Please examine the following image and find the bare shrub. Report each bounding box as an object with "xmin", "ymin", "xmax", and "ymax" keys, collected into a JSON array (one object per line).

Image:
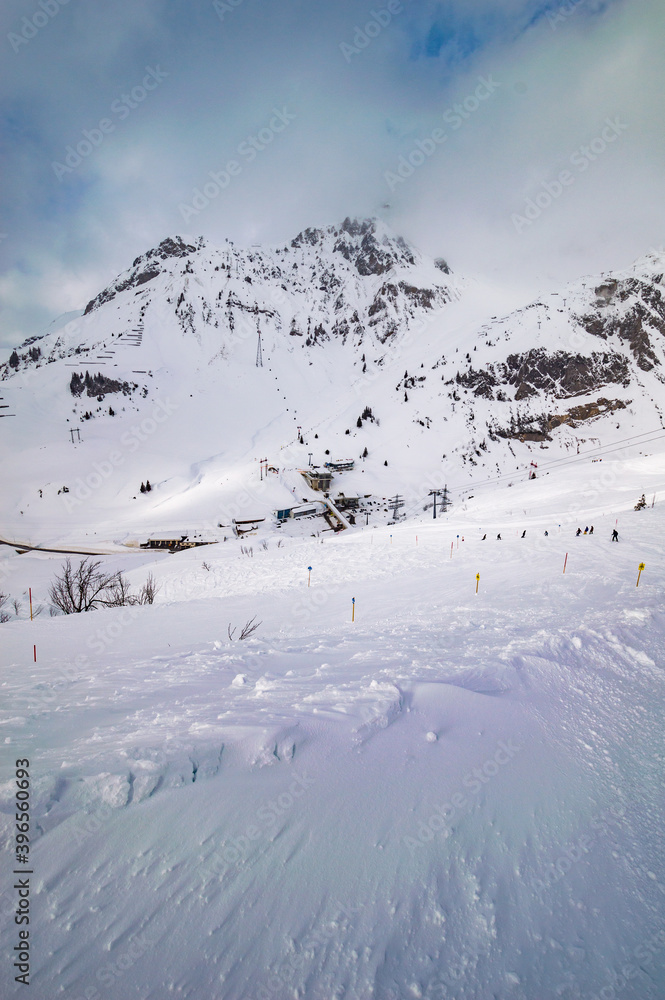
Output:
[
  {"xmin": 102, "ymin": 572, "xmax": 135, "ymax": 607},
  {"xmin": 136, "ymin": 573, "xmax": 158, "ymax": 605},
  {"xmin": 239, "ymin": 616, "xmax": 262, "ymax": 640},
  {"xmin": 49, "ymin": 558, "xmax": 118, "ymax": 614},
  {"xmin": 227, "ymin": 616, "xmax": 262, "ymax": 641}
]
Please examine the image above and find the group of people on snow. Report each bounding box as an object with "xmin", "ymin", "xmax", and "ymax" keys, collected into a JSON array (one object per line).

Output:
[{"xmin": 480, "ymin": 525, "xmax": 619, "ymax": 541}]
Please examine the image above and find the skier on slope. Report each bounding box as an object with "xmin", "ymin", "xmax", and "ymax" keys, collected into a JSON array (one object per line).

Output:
[
  {"xmin": 497, "ymin": 533, "xmax": 502, "ymax": 540},
  {"xmin": 521, "ymin": 530, "xmax": 526, "ymax": 538},
  {"xmin": 612, "ymin": 529, "xmax": 619, "ymax": 542},
  {"xmin": 576, "ymin": 528, "xmax": 582, "ymax": 536}
]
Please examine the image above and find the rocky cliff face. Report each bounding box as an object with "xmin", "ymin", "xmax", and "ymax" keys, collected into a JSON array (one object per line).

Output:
[{"xmin": 3, "ymin": 223, "xmax": 664, "ymax": 486}]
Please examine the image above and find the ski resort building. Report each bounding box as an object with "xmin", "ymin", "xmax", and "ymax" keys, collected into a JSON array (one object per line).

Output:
[
  {"xmin": 274, "ymin": 502, "xmax": 323, "ymax": 522},
  {"xmin": 334, "ymin": 493, "xmax": 361, "ymax": 510},
  {"xmin": 301, "ymin": 468, "xmax": 333, "ymax": 491},
  {"xmin": 325, "ymin": 459, "xmax": 355, "ymax": 472},
  {"xmin": 141, "ymin": 532, "xmax": 216, "ymax": 551}
]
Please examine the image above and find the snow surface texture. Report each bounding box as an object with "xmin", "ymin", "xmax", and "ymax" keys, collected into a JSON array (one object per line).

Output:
[{"xmin": 1, "ymin": 458, "xmax": 665, "ymax": 1000}]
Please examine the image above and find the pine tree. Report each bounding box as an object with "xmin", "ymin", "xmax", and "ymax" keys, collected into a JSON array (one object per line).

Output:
[
  {"xmin": 9, "ymin": 350, "xmax": 19, "ymax": 368},
  {"xmin": 140, "ymin": 483, "xmax": 146, "ymax": 493},
  {"xmin": 145, "ymin": 480, "xmax": 151, "ymax": 492}
]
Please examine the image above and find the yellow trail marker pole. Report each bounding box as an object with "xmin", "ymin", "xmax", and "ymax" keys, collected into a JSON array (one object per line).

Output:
[
  {"xmin": 475, "ymin": 573, "xmax": 480, "ymax": 594},
  {"xmin": 351, "ymin": 597, "xmax": 355, "ymax": 622},
  {"xmin": 636, "ymin": 562, "xmax": 645, "ymax": 588}
]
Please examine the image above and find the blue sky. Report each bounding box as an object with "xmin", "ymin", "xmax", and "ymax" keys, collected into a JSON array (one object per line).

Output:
[{"xmin": 0, "ymin": 0, "xmax": 663, "ymax": 347}]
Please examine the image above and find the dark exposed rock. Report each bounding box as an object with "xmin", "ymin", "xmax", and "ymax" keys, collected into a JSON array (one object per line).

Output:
[
  {"xmin": 494, "ymin": 397, "xmax": 628, "ymax": 442},
  {"xmin": 574, "ymin": 276, "xmax": 665, "ymax": 371},
  {"xmin": 502, "ymin": 349, "xmax": 630, "ymax": 399},
  {"xmin": 85, "ymin": 237, "xmax": 203, "ymax": 314},
  {"xmin": 458, "ymin": 349, "xmax": 629, "ymax": 401}
]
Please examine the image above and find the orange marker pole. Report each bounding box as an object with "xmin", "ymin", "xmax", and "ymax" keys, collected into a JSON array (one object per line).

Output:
[
  {"xmin": 351, "ymin": 597, "xmax": 355, "ymax": 622},
  {"xmin": 563, "ymin": 552, "xmax": 568, "ymax": 574}
]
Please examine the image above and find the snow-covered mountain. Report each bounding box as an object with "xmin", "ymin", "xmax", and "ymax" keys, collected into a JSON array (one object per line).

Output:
[{"xmin": 2, "ymin": 219, "xmax": 664, "ymax": 545}]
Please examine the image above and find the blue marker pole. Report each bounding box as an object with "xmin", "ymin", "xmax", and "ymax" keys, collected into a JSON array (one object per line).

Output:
[
  {"xmin": 352, "ymin": 597, "xmax": 355, "ymax": 622},
  {"xmin": 307, "ymin": 566, "xmax": 312, "ymax": 587}
]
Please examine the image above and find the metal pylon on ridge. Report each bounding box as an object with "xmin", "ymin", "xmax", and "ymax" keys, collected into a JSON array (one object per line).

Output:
[{"xmin": 256, "ymin": 330, "xmax": 263, "ymax": 367}]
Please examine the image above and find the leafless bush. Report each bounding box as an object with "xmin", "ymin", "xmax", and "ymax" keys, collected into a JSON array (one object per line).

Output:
[
  {"xmin": 239, "ymin": 616, "xmax": 262, "ymax": 639},
  {"xmin": 49, "ymin": 558, "xmax": 118, "ymax": 614},
  {"xmin": 48, "ymin": 559, "xmax": 158, "ymax": 613},
  {"xmin": 136, "ymin": 573, "xmax": 158, "ymax": 605},
  {"xmin": 260, "ymin": 540, "xmax": 268, "ymax": 551},
  {"xmin": 0, "ymin": 593, "xmax": 9, "ymax": 624},
  {"xmin": 102, "ymin": 572, "xmax": 135, "ymax": 607},
  {"xmin": 12, "ymin": 598, "xmax": 21, "ymax": 616},
  {"xmin": 227, "ymin": 616, "xmax": 262, "ymax": 641},
  {"xmin": 202, "ymin": 561, "xmax": 211, "ymax": 572}
]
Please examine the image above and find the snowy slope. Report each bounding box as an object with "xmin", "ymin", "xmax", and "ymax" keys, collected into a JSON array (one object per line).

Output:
[
  {"xmin": 1, "ymin": 456, "xmax": 664, "ymax": 999},
  {"xmin": 1, "ymin": 221, "xmax": 664, "ymax": 553}
]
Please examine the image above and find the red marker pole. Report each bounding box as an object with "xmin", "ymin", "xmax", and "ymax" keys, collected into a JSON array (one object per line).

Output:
[
  {"xmin": 450, "ymin": 542, "xmax": 453, "ymax": 559},
  {"xmin": 563, "ymin": 552, "xmax": 568, "ymax": 574},
  {"xmin": 33, "ymin": 645, "xmax": 36, "ymax": 663}
]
